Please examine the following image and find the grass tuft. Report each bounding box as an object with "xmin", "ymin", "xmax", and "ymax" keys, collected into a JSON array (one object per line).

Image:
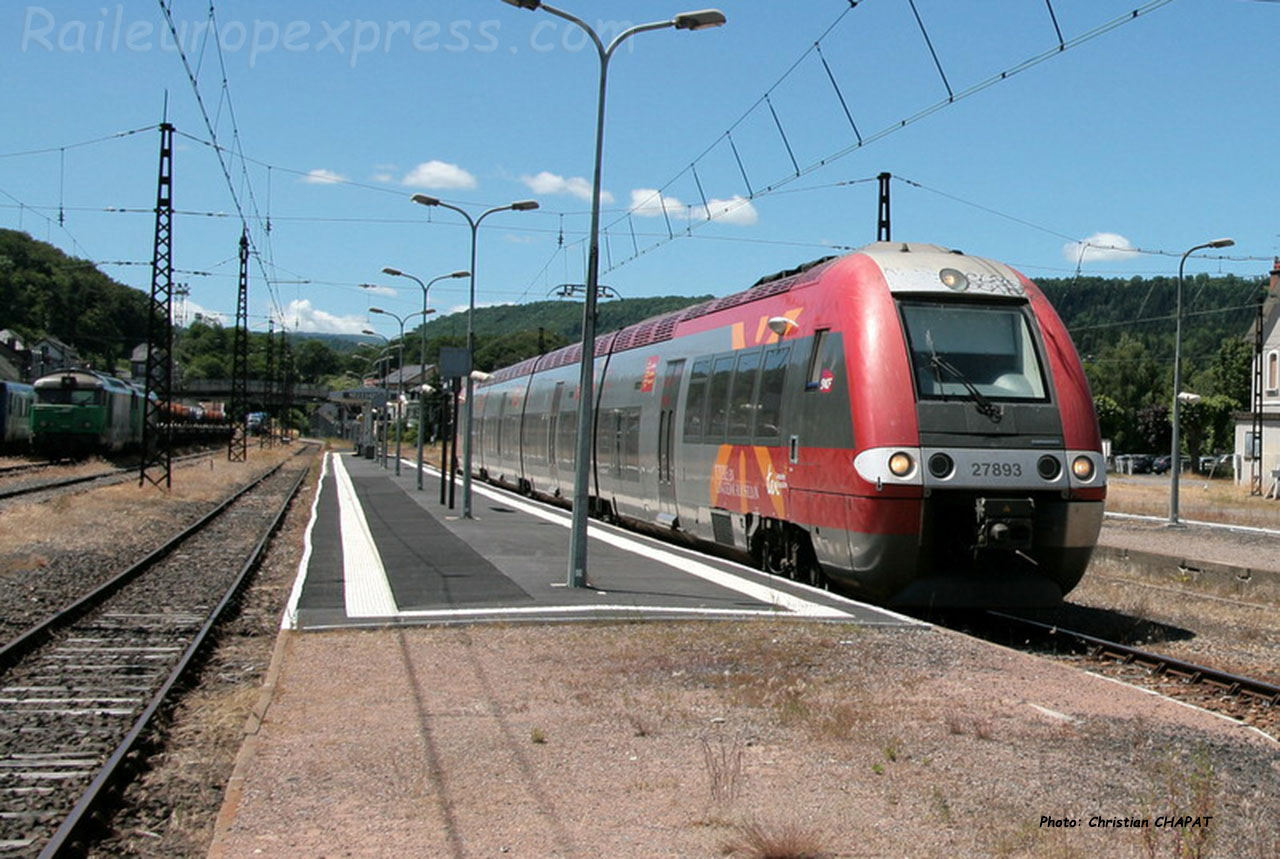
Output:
[{"xmin": 720, "ymin": 818, "xmax": 831, "ymax": 859}]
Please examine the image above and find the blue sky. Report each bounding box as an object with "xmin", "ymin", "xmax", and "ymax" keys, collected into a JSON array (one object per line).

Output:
[{"xmin": 2, "ymin": 0, "xmax": 1276, "ymax": 336}]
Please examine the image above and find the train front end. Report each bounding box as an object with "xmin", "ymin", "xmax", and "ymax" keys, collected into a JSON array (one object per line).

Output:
[
  {"xmin": 32, "ymin": 371, "xmax": 110, "ymax": 457},
  {"xmin": 843, "ymin": 243, "xmax": 1106, "ymax": 607}
]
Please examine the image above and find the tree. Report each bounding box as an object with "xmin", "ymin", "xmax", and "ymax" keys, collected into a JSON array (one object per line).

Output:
[
  {"xmin": 1193, "ymin": 335, "xmax": 1252, "ymax": 405},
  {"xmin": 1135, "ymin": 402, "xmax": 1170, "ymax": 453},
  {"xmin": 293, "ymin": 338, "xmax": 344, "ymax": 382},
  {"xmin": 1092, "ymin": 394, "xmax": 1127, "ymax": 448}
]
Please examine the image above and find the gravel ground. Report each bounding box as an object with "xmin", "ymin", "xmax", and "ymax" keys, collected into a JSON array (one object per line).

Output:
[
  {"xmin": 4, "ymin": 461, "xmax": 1278, "ymax": 857},
  {"xmin": 207, "ymin": 623, "xmax": 1277, "ymax": 858}
]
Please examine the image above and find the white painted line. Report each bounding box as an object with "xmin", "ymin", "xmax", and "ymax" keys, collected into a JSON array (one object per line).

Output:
[
  {"xmin": 332, "ymin": 453, "xmax": 398, "ymax": 618},
  {"xmin": 1105, "ymin": 510, "xmax": 1280, "ymax": 538},
  {"xmin": 466, "ymin": 479, "xmax": 851, "ymax": 619},
  {"xmin": 281, "ymin": 451, "xmax": 329, "ymax": 631},
  {"xmin": 397, "ymin": 605, "xmax": 794, "ymax": 620}
]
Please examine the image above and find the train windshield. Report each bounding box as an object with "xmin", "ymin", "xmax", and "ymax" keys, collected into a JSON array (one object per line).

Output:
[
  {"xmin": 900, "ymin": 302, "xmax": 1047, "ymax": 402},
  {"xmin": 35, "ymin": 389, "xmax": 103, "ymax": 406}
]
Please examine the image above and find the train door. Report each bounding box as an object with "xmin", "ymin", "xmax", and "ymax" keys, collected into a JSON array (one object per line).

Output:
[
  {"xmin": 657, "ymin": 359, "xmax": 684, "ymax": 525},
  {"xmin": 547, "ymin": 381, "xmax": 564, "ymax": 489}
]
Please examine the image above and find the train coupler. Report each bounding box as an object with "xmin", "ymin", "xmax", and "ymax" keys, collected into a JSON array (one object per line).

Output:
[{"xmin": 974, "ymin": 497, "xmax": 1035, "ymax": 550}]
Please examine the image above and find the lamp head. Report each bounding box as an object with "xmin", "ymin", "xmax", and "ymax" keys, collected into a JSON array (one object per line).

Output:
[
  {"xmin": 411, "ymin": 194, "xmax": 440, "ymax": 207},
  {"xmin": 766, "ymin": 316, "xmax": 797, "ymax": 337},
  {"xmin": 510, "ymin": 199, "xmax": 539, "ymax": 211},
  {"xmin": 369, "ymin": 307, "xmax": 386, "ymax": 315},
  {"xmin": 1208, "ymin": 238, "xmax": 1234, "ymax": 249},
  {"xmin": 501, "ymin": 0, "xmax": 541, "ymax": 8},
  {"xmin": 361, "ymin": 329, "xmax": 377, "ymax": 337},
  {"xmin": 451, "ymin": 270, "xmax": 470, "ymax": 278},
  {"xmin": 673, "ymin": 9, "xmax": 726, "ymax": 30}
]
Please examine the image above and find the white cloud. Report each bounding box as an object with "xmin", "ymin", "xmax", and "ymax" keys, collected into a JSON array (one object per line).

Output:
[
  {"xmin": 521, "ymin": 170, "xmax": 614, "ymax": 204},
  {"xmin": 629, "ymin": 189, "xmax": 758, "ymax": 226},
  {"xmin": 1063, "ymin": 232, "xmax": 1139, "ymax": 264},
  {"xmin": 441, "ymin": 302, "xmax": 509, "ymax": 316},
  {"xmin": 371, "ymin": 172, "xmax": 395, "ymax": 184},
  {"xmin": 361, "ymin": 284, "xmax": 397, "ymax": 297},
  {"xmin": 629, "ymin": 188, "xmax": 685, "ymax": 218},
  {"xmin": 277, "ymin": 299, "xmax": 369, "ymax": 334},
  {"xmin": 303, "ymin": 168, "xmax": 347, "ymax": 185},
  {"xmin": 403, "ymin": 160, "xmax": 477, "ymax": 190}
]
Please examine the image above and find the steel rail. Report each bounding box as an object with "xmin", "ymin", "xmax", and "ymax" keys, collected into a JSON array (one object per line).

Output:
[
  {"xmin": 37, "ymin": 459, "xmax": 311, "ymax": 858},
  {"xmin": 0, "ymin": 461, "xmax": 59, "ymax": 477},
  {"xmin": 0, "ymin": 450, "xmax": 218, "ymax": 502},
  {"xmin": 0, "ymin": 451, "xmax": 292, "ymax": 671},
  {"xmin": 986, "ymin": 610, "xmax": 1280, "ymax": 706}
]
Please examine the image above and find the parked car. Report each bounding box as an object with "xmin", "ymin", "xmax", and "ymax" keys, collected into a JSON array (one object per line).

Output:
[
  {"xmin": 1128, "ymin": 454, "xmax": 1155, "ymax": 474},
  {"xmin": 1152, "ymin": 454, "xmax": 1190, "ymax": 475}
]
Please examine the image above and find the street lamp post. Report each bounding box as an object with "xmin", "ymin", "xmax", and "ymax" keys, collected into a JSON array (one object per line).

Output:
[
  {"xmin": 362, "ymin": 343, "xmax": 395, "ymax": 467},
  {"xmin": 410, "ymin": 194, "xmax": 539, "ymax": 519},
  {"xmin": 367, "ymin": 308, "xmax": 420, "ymax": 476},
  {"xmin": 382, "ymin": 268, "xmax": 470, "ymax": 490},
  {"xmin": 502, "ymin": 0, "xmax": 726, "ymax": 587},
  {"xmin": 1169, "ymin": 237, "xmax": 1235, "ymax": 527}
]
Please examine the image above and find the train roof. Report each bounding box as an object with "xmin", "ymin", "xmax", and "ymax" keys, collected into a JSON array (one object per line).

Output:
[
  {"xmin": 480, "ymin": 242, "xmax": 1027, "ymax": 386},
  {"xmin": 484, "ymin": 255, "xmax": 843, "ymax": 385},
  {"xmin": 33, "ymin": 369, "xmax": 136, "ymax": 392}
]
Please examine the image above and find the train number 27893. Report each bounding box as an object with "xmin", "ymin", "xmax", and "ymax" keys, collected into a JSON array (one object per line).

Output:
[{"xmin": 972, "ymin": 461, "xmax": 1022, "ymax": 478}]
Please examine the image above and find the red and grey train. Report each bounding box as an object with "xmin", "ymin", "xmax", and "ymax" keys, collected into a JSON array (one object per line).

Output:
[{"xmin": 471, "ymin": 241, "xmax": 1106, "ymax": 607}]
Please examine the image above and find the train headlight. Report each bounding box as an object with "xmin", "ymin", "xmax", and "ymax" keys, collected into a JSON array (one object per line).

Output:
[
  {"xmin": 888, "ymin": 451, "xmax": 915, "ymax": 478},
  {"xmin": 939, "ymin": 268, "xmax": 969, "ymax": 292},
  {"xmin": 1071, "ymin": 456, "xmax": 1095, "ymax": 481},
  {"xmin": 927, "ymin": 453, "xmax": 954, "ymax": 479},
  {"xmin": 1037, "ymin": 455, "xmax": 1062, "ymax": 481}
]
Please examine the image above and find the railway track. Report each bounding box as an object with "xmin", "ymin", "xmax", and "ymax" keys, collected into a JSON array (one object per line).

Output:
[
  {"xmin": 0, "ymin": 451, "xmax": 217, "ymax": 504},
  {"xmin": 0, "ymin": 453, "xmax": 310, "ymax": 856},
  {"xmin": 982, "ymin": 610, "xmax": 1279, "ymax": 741},
  {"xmin": 0, "ymin": 462, "xmax": 60, "ymax": 479}
]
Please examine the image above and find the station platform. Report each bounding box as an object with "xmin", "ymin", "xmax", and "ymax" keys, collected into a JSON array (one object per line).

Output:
[{"xmin": 283, "ymin": 451, "xmax": 919, "ymax": 630}]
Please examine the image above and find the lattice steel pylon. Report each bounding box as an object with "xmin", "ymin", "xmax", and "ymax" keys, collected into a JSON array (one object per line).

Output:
[
  {"xmin": 262, "ymin": 319, "xmax": 276, "ymax": 447},
  {"xmin": 228, "ymin": 230, "xmax": 249, "ymax": 462},
  {"xmin": 140, "ymin": 121, "xmax": 175, "ymax": 489},
  {"xmin": 281, "ymin": 333, "xmax": 295, "ymax": 443}
]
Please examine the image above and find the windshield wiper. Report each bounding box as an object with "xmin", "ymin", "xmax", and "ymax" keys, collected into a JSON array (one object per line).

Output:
[{"xmin": 926, "ymin": 348, "xmax": 1004, "ymax": 423}]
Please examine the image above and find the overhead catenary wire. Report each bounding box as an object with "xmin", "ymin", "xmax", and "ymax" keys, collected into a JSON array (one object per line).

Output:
[
  {"xmin": 598, "ymin": 0, "xmax": 1178, "ymax": 275},
  {"xmin": 155, "ymin": 0, "xmax": 285, "ymax": 325}
]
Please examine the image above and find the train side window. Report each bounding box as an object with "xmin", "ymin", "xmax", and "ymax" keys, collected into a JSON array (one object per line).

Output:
[
  {"xmin": 727, "ymin": 349, "xmax": 762, "ymax": 439},
  {"xmin": 683, "ymin": 358, "xmax": 712, "ymax": 440},
  {"xmin": 706, "ymin": 356, "xmax": 736, "ymax": 441},
  {"xmin": 623, "ymin": 407, "xmax": 641, "ymax": 481},
  {"xmin": 755, "ymin": 345, "xmax": 790, "ymax": 440},
  {"xmin": 805, "ymin": 329, "xmax": 829, "ymax": 390}
]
